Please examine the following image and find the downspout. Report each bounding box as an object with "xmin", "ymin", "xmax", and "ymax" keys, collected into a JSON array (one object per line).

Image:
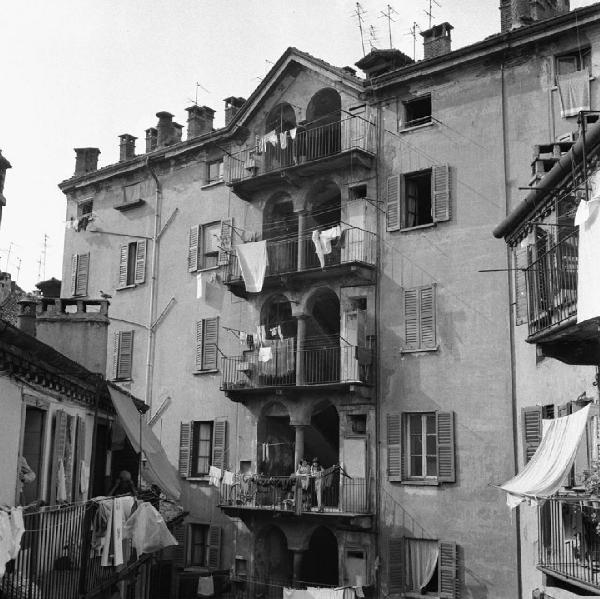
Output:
[
  {"xmin": 500, "ymin": 60, "xmax": 523, "ymax": 599},
  {"xmin": 144, "ymin": 157, "xmax": 162, "ymax": 414}
]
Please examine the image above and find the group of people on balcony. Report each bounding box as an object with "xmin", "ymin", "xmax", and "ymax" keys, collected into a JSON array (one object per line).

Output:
[{"xmin": 295, "ymin": 457, "xmax": 326, "ymax": 512}]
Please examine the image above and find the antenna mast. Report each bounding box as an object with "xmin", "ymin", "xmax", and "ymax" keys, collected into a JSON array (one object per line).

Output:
[
  {"xmin": 353, "ymin": 2, "xmax": 367, "ymax": 57},
  {"xmin": 378, "ymin": 4, "xmax": 398, "ymax": 48},
  {"xmin": 424, "ymin": 0, "xmax": 441, "ymax": 28}
]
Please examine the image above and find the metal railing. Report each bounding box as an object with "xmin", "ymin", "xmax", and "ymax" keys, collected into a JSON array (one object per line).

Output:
[
  {"xmin": 225, "ymin": 116, "xmax": 377, "ymax": 183},
  {"xmin": 219, "ymin": 475, "xmax": 370, "ymax": 515},
  {"xmin": 2, "ymin": 501, "xmax": 158, "ymax": 599},
  {"xmin": 538, "ymin": 496, "xmax": 600, "ymax": 589},
  {"xmin": 221, "ymin": 342, "xmax": 373, "ymax": 391},
  {"xmin": 225, "ymin": 227, "xmax": 376, "ymax": 283},
  {"xmin": 525, "ymin": 229, "xmax": 578, "ymax": 337}
]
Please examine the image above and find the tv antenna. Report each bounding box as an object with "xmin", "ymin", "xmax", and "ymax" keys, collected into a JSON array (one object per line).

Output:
[
  {"xmin": 424, "ymin": 0, "xmax": 441, "ymax": 28},
  {"xmin": 15, "ymin": 257, "xmax": 21, "ymax": 282},
  {"xmin": 379, "ymin": 4, "xmax": 398, "ymax": 48},
  {"xmin": 38, "ymin": 234, "xmax": 48, "ymax": 281},
  {"xmin": 368, "ymin": 25, "xmax": 379, "ymax": 50},
  {"xmin": 352, "ymin": 2, "xmax": 368, "ymax": 57},
  {"xmin": 408, "ymin": 22, "xmax": 421, "ymax": 60}
]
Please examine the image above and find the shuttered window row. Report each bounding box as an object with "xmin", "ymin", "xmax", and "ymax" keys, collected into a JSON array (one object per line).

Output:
[
  {"xmin": 196, "ymin": 317, "xmax": 219, "ymax": 371},
  {"xmin": 386, "ymin": 411, "xmax": 455, "ymax": 484},
  {"xmin": 188, "ymin": 219, "xmax": 233, "ymax": 273},
  {"xmin": 178, "ymin": 420, "xmax": 227, "ymax": 478},
  {"xmin": 112, "ymin": 330, "xmax": 134, "ymax": 380},
  {"xmin": 403, "ymin": 284, "xmax": 437, "ymax": 351},
  {"xmin": 70, "ymin": 253, "xmax": 90, "ymax": 297}
]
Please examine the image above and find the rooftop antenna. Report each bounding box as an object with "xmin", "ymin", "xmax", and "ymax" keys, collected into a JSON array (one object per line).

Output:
[
  {"xmin": 15, "ymin": 257, "xmax": 21, "ymax": 282},
  {"xmin": 190, "ymin": 82, "xmax": 211, "ymax": 107},
  {"xmin": 352, "ymin": 2, "xmax": 368, "ymax": 57},
  {"xmin": 408, "ymin": 22, "xmax": 421, "ymax": 60},
  {"xmin": 379, "ymin": 4, "xmax": 398, "ymax": 48},
  {"xmin": 6, "ymin": 241, "xmax": 13, "ymax": 271},
  {"xmin": 368, "ymin": 25, "xmax": 379, "ymax": 50},
  {"xmin": 38, "ymin": 234, "xmax": 48, "ymax": 281},
  {"xmin": 424, "ymin": 0, "xmax": 441, "ymax": 28}
]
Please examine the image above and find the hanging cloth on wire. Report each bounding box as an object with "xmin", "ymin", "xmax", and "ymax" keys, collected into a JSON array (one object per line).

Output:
[{"xmin": 237, "ymin": 241, "xmax": 268, "ymax": 292}]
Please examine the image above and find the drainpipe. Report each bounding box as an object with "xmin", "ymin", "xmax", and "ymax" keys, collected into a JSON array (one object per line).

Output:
[
  {"xmin": 501, "ymin": 60, "xmax": 523, "ymax": 599},
  {"xmin": 144, "ymin": 157, "xmax": 162, "ymax": 414}
]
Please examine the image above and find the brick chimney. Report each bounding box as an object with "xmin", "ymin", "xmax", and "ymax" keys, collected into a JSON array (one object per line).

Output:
[
  {"xmin": 156, "ymin": 111, "xmax": 176, "ymax": 147},
  {"xmin": 74, "ymin": 148, "xmax": 100, "ymax": 176},
  {"xmin": 421, "ymin": 22, "xmax": 453, "ymax": 60},
  {"xmin": 186, "ymin": 105, "xmax": 215, "ymax": 139},
  {"xmin": 224, "ymin": 97, "xmax": 245, "ymax": 127},
  {"xmin": 173, "ymin": 122, "xmax": 183, "ymax": 143},
  {"xmin": 145, "ymin": 127, "xmax": 158, "ymax": 152},
  {"xmin": 119, "ymin": 134, "xmax": 137, "ymax": 162},
  {"xmin": 500, "ymin": 0, "xmax": 569, "ymax": 32},
  {"xmin": 17, "ymin": 297, "xmax": 37, "ymax": 337}
]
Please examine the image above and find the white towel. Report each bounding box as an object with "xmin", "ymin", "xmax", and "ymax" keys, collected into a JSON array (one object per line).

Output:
[
  {"xmin": 237, "ymin": 241, "xmax": 268, "ymax": 292},
  {"xmin": 57, "ymin": 459, "xmax": 67, "ymax": 502},
  {"xmin": 209, "ymin": 466, "xmax": 222, "ymax": 487},
  {"xmin": 196, "ymin": 272, "xmax": 203, "ymax": 298},
  {"xmin": 290, "ymin": 128, "xmax": 297, "ymax": 140},
  {"xmin": 197, "ymin": 575, "xmax": 214, "ymax": 596},
  {"xmin": 319, "ymin": 225, "xmax": 342, "ymax": 254},
  {"xmin": 558, "ymin": 71, "xmax": 590, "ymax": 117},
  {"xmin": 259, "ymin": 346, "xmax": 272, "ymax": 362},
  {"xmin": 280, "ymin": 131, "xmax": 288, "ymax": 149}
]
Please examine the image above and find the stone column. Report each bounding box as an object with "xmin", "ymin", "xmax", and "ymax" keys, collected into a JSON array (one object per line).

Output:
[
  {"xmin": 297, "ymin": 210, "xmax": 307, "ymax": 272},
  {"xmin": 295, "ymin": 314, "xmax": 307, "ymax": 386},
  {"xmin": 293, "ymin": 424, "xmax": 306, "ymax": 467},
  {"xmin": 291, "ymin": 550, "xmax": 305, "ymax": 586}
]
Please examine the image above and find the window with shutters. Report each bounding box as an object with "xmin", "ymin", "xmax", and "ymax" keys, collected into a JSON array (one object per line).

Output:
[
  {"xmin": 188, "ymin": 220, "xmax": 232, "ymax": 272},
  {"xmin": 188, "ymin": 524, "xmax": 208, "ymax": 566},
  {"xmin": 403, "ymin": 95, "xmax": 432, "ymax": 128},
  {"xmin": 191, "ymin": 422, "xmax": 212, "ymax": 477},
  {"xmin": 70, "ymin": 253, "xmax": 90, "ymax": 297},
  {"xmin": 179, "ymin": 420, "xmax": 227, "ymax": 479},
  {"xmin": 117, "ymin": 240, "xmax": 146, "ymax": 288},
  {"xmin": 112, "ymin": 330, "xmax": 134, "ymax": 380},
  {"xmin": 195, "ymin": 317, "xmax": 219, "ymax": 372},
  {"xmin": 207, "ymin": 159, "xmax": 224, "ymax": 184},
  {"xmin": 402, "ymin": 284, "xmax": 437, "ymax": 352}
]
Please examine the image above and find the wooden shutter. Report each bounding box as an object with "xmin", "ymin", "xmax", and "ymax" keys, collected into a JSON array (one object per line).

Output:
[
  {"xmin": 212, "ymin": 420, "xmax": 227, "ymax": 470},
  {"xmin": 436, "ymin": 411, "xmax": 455, "ymax": 483},
  {"xmin": 514, "ymin": 247, "xmax": 528, "ymax": 326},
  {"xmin": 432, "ymin": 164, "xmax": 451, "ymax": 223},
  {"xmin": 115, "ymin": 330, "xmax": 134, "ymax": 380},
  {"xmin": 195, "ymin": 320, "xmax": 204, "ymax": 371},
  {"xmin": 49, "ymin": 410, "xmax": 68, "ymax": 505},
  {"xmin": 118, "ymin": 244, "xmax": 128, "ymax": 287},
  {"xmin": 74, "ymin": 416, "xmax": 86, "ymax": 501},
  {"xmin": 207, "ymin": 525, "xmax": 222, "ymax": 570},
  {"xmin": 134, "ymin": 240, "xmax": 146, "ymax": 284},
  {"xmin": 387, "ymin": 414, "xmax": 402, "ymax": 481},
  {"xmin": 386, "ymin": 174, "xmax": 401, "ymax": 232},
  {"xmin": 70, "ymin": 254, "xmax": 78, "ymax": 296},
  {"xmin": 403, "ymin": 288, "xmax": 419, "ymax": 350},
  {"xmin": 188, "ymin": 225, "xmax": 200, "ymax": 273},
  {"xmin": 172, "ymin": 522, "xmax": 187, "ymax": 567},
  {"xmin": 388, "ymin": 537, "xmax": 404, "ymax": 594},
  {"xmin": 420, "ymin": 284, "xmax": 437, "ymax": 349},
  {"xmin": 178, "ymin": 422, "xmax": 192, "ymax": 478},
  {"xmin": 202, "ymin": 317, "xmax": 219, "ymax": 371},
  {"xmin": 217, "ymin": 218, "xmax": 233, "ymax": 266},
  {"xmin": 75, "ymin": 252, "xmax": 89, "ymax": 296},
  {"xmin": 522, "ymin": 406, "xmax": 543, "ymax": 464},
  {"xmin": 438, "ymin": 541, "xmax": 457, "ymax": 599}
]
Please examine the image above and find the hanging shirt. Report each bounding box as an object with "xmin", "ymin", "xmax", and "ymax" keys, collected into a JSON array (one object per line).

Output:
[
  {"xmin": 290, "ymin": 128, "xmax": 297, "ymax": 140},
  {"xmin": 8, "ymin": 507, "xmax": 25, "ymax": 561},
  {"xmin": 319, "ymin": 225, "xmax": 342, "ymax": 255},
  {"xmin": 57, "ymin": 459, "xmax": 67, "ymax": 503},
  {"xmin": 239, "ymin": 331, "xmax": 247, "ymax": 345},
  {"xmin": 197, "ymin": 576, "xmax": 214, "ymax": 597},
  {"xmin": 209, "ymin": 466, "xmax": 222, "ymax": 487},
  {"xmin": 237, "ymin": 241, "xmax": 268, "ymax": 292},
  {"xmin": 222, "ymin": 470, "xmax": 234, "ymax": 486},
  {"xmin": 280, "ymin": 131, "xmax": 288, "ymax": 149},
  {"xmin": 312, "ymin": 230, "xmax": 325, "ymax": 268},
  {"xmin": 0, "ymin": 512, "xmax": 12, "ymax": 579},
  {"xmin": 80, "ymin": 461, "xmax": 90, "ymax": 496}
]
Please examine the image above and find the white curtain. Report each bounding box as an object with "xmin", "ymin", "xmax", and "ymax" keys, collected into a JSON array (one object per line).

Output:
[{"xmin": 406, "ymin": 538, "xmax": 439, "ymax": 592}]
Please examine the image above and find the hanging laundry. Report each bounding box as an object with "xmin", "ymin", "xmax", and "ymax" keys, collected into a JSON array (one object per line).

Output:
[
  {"xmin": 209, "ymin": 466, "xmax": 222, "ymax": 487},
  {"xmin": 239, "ymin": 331, "xmax": 247, "ymax": 345},
  {"xmin": 312, "ymin": 230, "xmax": 325, "ymax": 268},
  {"xmin": 557, "ymin": 71, "xmax": 590, "ymax": 117},
  {"xmin": 196, "ymin": 272, "xmax": 203, "ymax": 299},
  {"xmin": 276, "ymin": 325, "xmax": 284, "ymax": 340},
  {"xmin": 8, "ymin": 507, "xmax": 25, "ymax": 561},
  {"xmin": 112, "ymin": 497, "xmax": 124, "ymax": 566},
  {"xmin": 80, "ymin": 461, "xmax": 90, "ymax": 496},
  {"xmin": 122, "ymin": 502, "xmax": 177, "ymax": 555},
  {"xmin": 265, "ymin": 129, "xmax": 279, "ymax": 147},
  {"xmin": 256, "ymin": 324, "xmax": 266, "ymax": 346},
  {"xmin": 57, "ymin": 458, "xmax": 67, "ymax": 503},
  {"xmin": 576, "ymin": 185, "xmax": 600, "ymax": 323},
  {"xmin": 100, "ymin": 498, "xmax": 114, "ymax": 566},
  {"xmin": 259, "ymin": 346, "xmax": 272, "ymax": 362},
  {"xmin": 0, "ymin": 511, "xmax": 12, "ymax": 579},
  {"xmin": 246, "ymin": 333, "xmax": 255, "ymax": 350},
  {"xmin": 197, "ymin": 575, "xmax": 215, "ymax": 597},
  {"xmin": 280, "ymin": 131, "xmax": 288, "ymax": 149},
  {"xmin": 283, "ymin": 588, "xmax": 311, "ymax": 599},
  {"xmin": 355, "ymin": 586, "xmax": 365, "ymax": 598},
  {"xmin": 237, "ymin": 241, "xmax": 268, "ymax": 292},
  {"xmin": 319, "ymin": 225, "xmax": 342, "ymax": 255},
  {"xmin": 222, "ymin": 470, "xmax": 234, "ymax": 486},
  {"xmin": 269, "ymin": 326, "xmax": 279, "ymax": 337},
  {"xmin": 290, "ymin": 127, "xmax": 297, "ymax": 140}
]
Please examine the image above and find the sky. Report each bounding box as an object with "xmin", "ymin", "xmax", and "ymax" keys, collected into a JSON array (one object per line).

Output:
[{"xmin": 1, "ymin": 0, "xmax": 597, "ymax": 292}]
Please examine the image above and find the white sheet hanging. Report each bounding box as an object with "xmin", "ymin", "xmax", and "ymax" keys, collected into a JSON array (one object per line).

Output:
[
  {"xmin": 237, "ymin": 241, "xmax": 268, "ymax": 292},
  {"xmin": 558, "ymin": 71, "xmax": 590, "ymax": 118}
]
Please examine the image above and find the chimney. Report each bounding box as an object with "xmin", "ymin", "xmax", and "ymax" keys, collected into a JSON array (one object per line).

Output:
[
  {"xmin": 156, "ymin": 111, "xmax": 176, "ymax": 147},
  {"xmin": 223, "ymin": 97, "xmax": 245, "ymax": 127},
  {"xmin": 500, "ymin": 0, "xmax": 569, "ymax": 32},
  {"xmin": 119, "ymin": 134, "xmax": 137, "ymax": 162},
  {"xmin": 342, "ymin": 66, "xmax": 357, "ymax": 76},
  {"xmin": 186, "ymin": 105, "xmax": 216, "ymax": 139},
  {"xmin": 145, "ymin": 127, "xmax": 158, "ymax": 152},
  {"xmin": 355, "ymin": 49, "xmax": 414, "ymax": 78},
  {"xmin": 35, "ymin": 277, "xmax": 62, "ymax": 299},
  {"xmin": 74, "ymin": 148, "xmax": 100, "ymax": 176},
  {"xmin": 173, "ymin": 122, "xmax": 183, "ymax": 143},
  {"xmin": 421, "ymin": 22, "xmax": 453, "ymax": 60},
  {"xmin": 35, "ymin": 298, "xmax": 110, "ymax": 374},
  {"xmin": 17, "ymin": 297, "xmax": 37, "ymax": 337}
]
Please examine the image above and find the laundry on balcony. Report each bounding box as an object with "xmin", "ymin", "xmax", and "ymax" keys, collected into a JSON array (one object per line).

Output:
[
  {"xmin": 499, "ymin": 404, "xmax": 590, "ymax": 508},
  {"xmin": 0, "ymin": 507, "xmax": 25, "ymax": 578},
  {"xmin": 576, "ymin": 185, "xmax": 600, "ymax": 323},
  {"xmin": 257, "ymin": 337, "xmax": 296, "ymax": 379},
  {"xmin": 557, "ymin": 70, "xmax": 590, "ymax": 117},
  {"xmin": 236, "ymin": 240, "xmax": 268, "ymax": 292},
  {"xmin": 312, "ymin": 225, "xmax": 343, "ymax": 268}
]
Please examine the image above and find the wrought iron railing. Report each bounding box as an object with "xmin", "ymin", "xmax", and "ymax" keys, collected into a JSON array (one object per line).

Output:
[
  {"xmin": 221, "ymin": 342, "xmax": 372, "ymax": 391},
  {"xmin": 538, "ymin": 496, "xmax": 600, "ymax": 589},
  {"xmin": 219, "ymin": 475, "xmax": 370, "ymax": 515},
  {"xmin": 525, "ymin": 229, "xmax": 578, "ymax": 337},
  {"xmin": 225, "ymin": 116, "xmax": 377, "ymax": 183},
  {"xmin": 225, "ymin": 227, "xmax": 376, "ymax": 283}
]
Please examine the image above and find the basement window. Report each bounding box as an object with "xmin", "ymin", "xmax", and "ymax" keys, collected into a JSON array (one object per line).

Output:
[{"xmin": 403, "ymin": 95, "xmax": 432, "ymax": 128}]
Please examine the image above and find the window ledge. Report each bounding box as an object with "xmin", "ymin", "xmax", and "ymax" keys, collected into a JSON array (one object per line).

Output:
[
  {"xmin": 111, "ymin": 377, "xmax": 132, "ymax": 383},
  {"xmin": 400, "ymin": 223, "xmax": 436, "ymax": 233},
  {"xmin": 187, "ymin": 476, "xmax": 210, "ymax": 483},
  {"xmin": 400, "ymin": 121, "xmax": 435, "ymax": 133},
  {"xmin": 114, "ymin": 199, "xmax": 146, "ymax": 212},
  {"xmin": 201, "ymin": 179, "xmax": 225, "ymax": 190},
  {"xmin": 401, "ymin": 479, "xmax": 440, "ymax": 487},
  {"xmin": 403, "ymin": 593, "xmax": 440, "ymax": 598},
  {"xmin": 197, "ymin": 266, "xmax": 220, "ymax": 274},
  {"xmin": 116, "ymin": 284, "xmax": 138, "ymax": 291},
  {"xmin": 400, "ymin": 346, "xmax": 439, "ymax": 354},
  {"xmin": 193, "ymin": 369, "xmax": 219, "ymax": 376}
]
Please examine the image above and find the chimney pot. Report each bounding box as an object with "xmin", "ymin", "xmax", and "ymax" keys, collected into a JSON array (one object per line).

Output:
[
  {"xmin": 186, "ymin": 105, "xmax": 216, "ymax": 139},
  {"xmin": 119, "ymin": 134, "xmax": 137, "ymax": 162},
  {"xmin": 173, "ymin": 122, "xmax": 183, "ymax": 143},
  {"xmin": 500, "ymin": 0, "xmax": 570, "ymax": 33},
  {"xmin": 74, "ymin": 148, "xmax": 100, "ymax": 176},
  {"xmin": 156, "ymin": 111, "xmax": 176, "ymax": 147},
  {"xmin": 223, "ymin": 97, "xmax": 245, "ymax": 127},
  {"xmin": 145, "ymin": 127, "xmax": 158, "ymax": 153},
  {"xmin": 17, "ymin": 297, "xmax": 37, "ymax": 337},
  {"xmin": 420, "ymin": 22, "xmax": 453, "ymax": 60}
]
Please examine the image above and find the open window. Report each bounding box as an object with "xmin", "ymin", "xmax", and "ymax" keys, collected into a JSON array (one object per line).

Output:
[
  {"xmin": 118, "ymin": 240, "xmax": 146, "ymax": 288},
  {"xmin": 403, "ymin": 95, "xmax": 432, "ymax": 128},
  {"xmin": 179, "ymin": 420, "xmax": 227, "ymax": 478},
  {"xmin": 207, "ymin": 159, "xmax": 224, "ymax": 184},
  {"xmin": 556, "ymin": 48, "xmax": 591, "ymax": 79}
]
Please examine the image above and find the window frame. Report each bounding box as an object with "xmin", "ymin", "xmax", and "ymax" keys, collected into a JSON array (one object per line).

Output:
[
  {"xmin": 189, "ymin": 221, "xmax": 226, "ymax": 273},
  {"xmin": 187, "ymin": 523, "xmax": 209, "ymax": 567},
  {"xmin": 190, "ymin": 421, "xmax": 213, "ymax": 478},
  {"xmin": 70, "ymin": 252, "xmax": 90, "ymax": 297},
  {"xmin": 206, "ymin": 159, "xmax": 224, "ymax": 185},
  {"xmin": 76, "ymin": 197, "xmax": 94, "ymax": 219},
  {"xmin": 194, "ymin": 317, "xmax": 219, "ymax": 373},
  {"xmin": 405, "ymin": 412, "xmax": 438, "ymax": 481},
  {"xmin": 403, "ymin": 169, "xmax": 433, "ymax": 230},
  {"xmin": 403, "ymin": 95, "xmax": 432, "ymax": 129},
  {"xmin": 402, "ymin": 283, "xmax": 438, "ymax": 353},
  {"xmin": 555, "ymin": 47, "xmax": 592, "ymax": 81},
  {"xmin": 117, "ymin": 240, "xmax": 147, "ymax": 289}
]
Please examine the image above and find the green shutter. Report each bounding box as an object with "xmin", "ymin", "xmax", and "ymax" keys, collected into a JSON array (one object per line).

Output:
[
  {"xmin": 70, "ymin": 254, "xmax": 78, "ymax": 296},
  {"xmin": 188, "ymin": 225, "xmax": 200, "ymax": 272},
  {"xmin": 49, "ymin": 410, "xmax": 68, "ymax": 505},
  {"xmin": 387, "ymin": 414, "xmax": 402, "ymax": 481},
  {"xmin": 419, "ymin": 284, "xmax": 437, "ymax": 349},
  {"xmin": 438, "ymin": 541, "xmax": 457, "ymax": 598},
  {"xmin": 75, "ymin": 253, "xmax": 89, "ymax": 296},
  {"xmin": 202, "ymin": 317, "xmax": 219, "ymax": 370},
  {"xmin": 514, "ymin": 247, "xmax": 528, "ymax": 326},
  {"xmin": 212, "ymin": 420, "xmax": 227, "ymax": 470},
  {"xmin": 386, "ymin": 175, "xmax": 401, "ymax": 232},
  {"xmin": 436, "ymin": 411, "xmax": 455, "ymax": 483},
  {"xmin": 134, "ymin": 240, "xmax": 146, "ymax": 284},
  {"xmin": 388, "ymin": 537, "xmax": 404, "ymax": 594},
  {"xmin": 217, "ymin": 218, "xmax": 233, "ymax": 266},
  {"xmin": 403, "ymin": 288, "xmax": 419, "ymax": 350},
  {"xmin": 118, "ymin": 244, "xmax": 128, "ymax": 288},
  {"xmin": 178, "ymin": 422, "xmax": 192, "ymax": 478},
  {"xmin": 522, "ymin": 406, "xmax": 543, "ymax": 464},
  {"xmin": 432, "ymin": 164, "xmax": 451, "ymax": 223},
  {"xmin": 207, "ymin": 525, "xmax": 222, "ymax": 570},
  {"xmin": 116, "ymin": 330, "xmax": 134, "ymax": 380}
]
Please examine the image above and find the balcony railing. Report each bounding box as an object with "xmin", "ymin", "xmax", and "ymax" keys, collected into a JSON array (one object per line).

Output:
[
  {"xmin": 538, "ymin": 495, "xmax": 600, "ymax": 590},
  {"xmin": 525, "ymin": 229, "xmax": 578, "ymax": 337},
  {"xmin": 219, "ymin": 475, "xmax": 370, "ymax": 515},
  {"xmin": 225, "ymin": 227, "xmax": 376, "ymax": 283},
  {"xmin": 221, "ymin": 341, "xmax": 373, "ymax": 391},
  {"xmin": 226, "ymin": 116, "xmax": 376, "ymax": 184}
]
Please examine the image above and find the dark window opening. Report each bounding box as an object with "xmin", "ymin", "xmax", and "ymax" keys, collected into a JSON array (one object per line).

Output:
[
  {"xmin": 126, "ymin": 242, "xmax": 137, "ymax": 286},
  {"xmin": 207, "ymin": 160, "xmax": 224, "ymax": 184},
  {"xmin": 542, "ymin": 404, "xmax": 555, "ymax": 419},
  {"xmin": 191, "ymin": 421, "xmax": 212, "ymax": 477},
  {"xmin": 77, "ymin": 199, "xmax": 93, "ymax": 218},
  {"xmin": 404, "ymin": 171, "xmax": 432, "ymax": 228},
  {"xmin": 348, "ymin": 414, "xmax": 367, "ymax": 435},
  {"xmin": 350, "ymin": 184, "xmax": 367, "ymax": 201},
  {"xmin": 556, "ymin": 48, "xmax": 591, "ymax": 78},
  {"xmin": 404, "ymin": 96, "xmax": 432, "ymax": 128},
  {"xmin": 189, "ymin": 524, "xmax": 208, "ymax": 567}
]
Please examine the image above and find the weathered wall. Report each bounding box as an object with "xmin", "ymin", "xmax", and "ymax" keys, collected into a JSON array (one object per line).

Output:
[{"xmin": 0, "ymin": 378, "xmax": 23, "ymax": 505}]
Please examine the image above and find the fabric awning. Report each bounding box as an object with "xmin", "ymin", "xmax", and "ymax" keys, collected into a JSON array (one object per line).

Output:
[
  {"xmin": 500, "ymin": 404, "xmax": 590, "ymax": 508},
  {"xmin": 108, "ymin": 385, "xmax": 181, "ymax": 501}
]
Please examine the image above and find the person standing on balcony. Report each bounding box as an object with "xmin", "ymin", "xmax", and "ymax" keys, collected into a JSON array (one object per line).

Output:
[
  {"xmin": 295, "ymin": 458, "xmax": 310, "ymax": 510},
  {"xmin": 311, "ymin": 457, "xmax": 324, "ymax": 512}
]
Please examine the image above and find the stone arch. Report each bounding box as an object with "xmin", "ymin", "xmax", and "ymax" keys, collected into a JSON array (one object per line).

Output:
[
  {"xmin": 306, "ymin": 88, "xmax": 341, "ymax": 127},
  {"xmin": 301, "ymin": 525, "xmax": 339, "ymax": 587},
  {"xmin": 304, "ymin": 88, "xmax": 342, "ymax": 160},
  {"xmin": 260, "ymin": 292, "xmax": 297, "ymax": 341},
  {"xmin": 305, "ymin": 178, "xmax": 341, "ymax": 230},
  {"xmin": 257, "ymin": 400, "xmax": 294, "ymax": 476},
  {"xmin": 265, "ymin": 102, "xmax": 297, "ymax": 170},
  {"xmin": 254, "ymin": 524, "xmax": 293, "ymax": 592}
]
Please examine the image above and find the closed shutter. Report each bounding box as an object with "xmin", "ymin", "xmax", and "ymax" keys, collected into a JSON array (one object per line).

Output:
[
  {"xmin": 74, "ymin": 416, "xmax": 86, "ymax": 501},
  {"xmin": 206, "ymin": 525, "xmax": 222, "ymax": 570},
  {"xmin": 403, "ymin": 288, "xmax": 419, "ymax": 350},
  {"xmin": 420, "ymin": 284, "xmax": 437, "ymax": 349},
  {"xmin": 134, "ymin": 240, "xmax": 146, "ymax": 284},
  {"xmin": 438, "ymin": 541, "xmax": 457, "ymax": 598},
  {"xmin": 178, "ymin": 422, "xmax": 192, "ymax": 478},
  {"xmin": 387, "ymin": 414, "xmax": 402, "ymax": 481},
  {"xmin": 388, "ymin": 538, "xmax": 404, "ymax": 594},
  {"xmin": 217, "ymin": 218, "xmax": 233, "ymax": 266},
  {"xmin": 514, "ymin": 247, "xmax": 528, "ymax": 326},
  {"xmin": 522, "ymin": 406, "xmax": 543, "ymax": 464},
  {"xmin": 188, "ymin": 225, "xmax": 200, "ymax": 273},
  {"xmin": 115, "ymin": 331, "xmax": 134, "ymax": 380},
  {"xmin": 202, "ymin": 317, "xmax": 219, "ymax": 371},
  {"xmin": 49, "ymin": 410, "xmax": 68, "ymax": 505},
  {"xmin": 212, "ymin": 420, "xmax": 227, "ymax": 470},
  {"xmin": 432, "ymin": 164, "xmax": 451, "ymax": 223},
  {"xmin": 70, "ymin": 254, "xmax": 78, "ymax": 296},
  {"xmin": 436, "ymin": 411, "xmax": 455, "ymax": 483},
  {"xmin": 386, "ymin": 174, "xmax": 401, "ymax": 232},
  {"xmin": 75, "ymin": 253, "xmax": 89, "ymax": 296},
  {"xmin": 172, "ymin": 522, "xmax": 187, "ymax": 568},
  {"xmin": 118, "ymin": 244, "xmax": 129, "ymax": 288},
  {"xmin": 195, "ymin": 320, "xmax": 204, "ymax": 371}
]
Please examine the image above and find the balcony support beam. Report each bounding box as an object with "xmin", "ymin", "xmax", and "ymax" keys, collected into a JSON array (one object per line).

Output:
[
  {"xmin": 295, "ymin": 314, "xmax": 307, "ymax": 386},
  {"xmin": 293, "ymin": 424, "xmax": 307, "ymax": 466}
]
